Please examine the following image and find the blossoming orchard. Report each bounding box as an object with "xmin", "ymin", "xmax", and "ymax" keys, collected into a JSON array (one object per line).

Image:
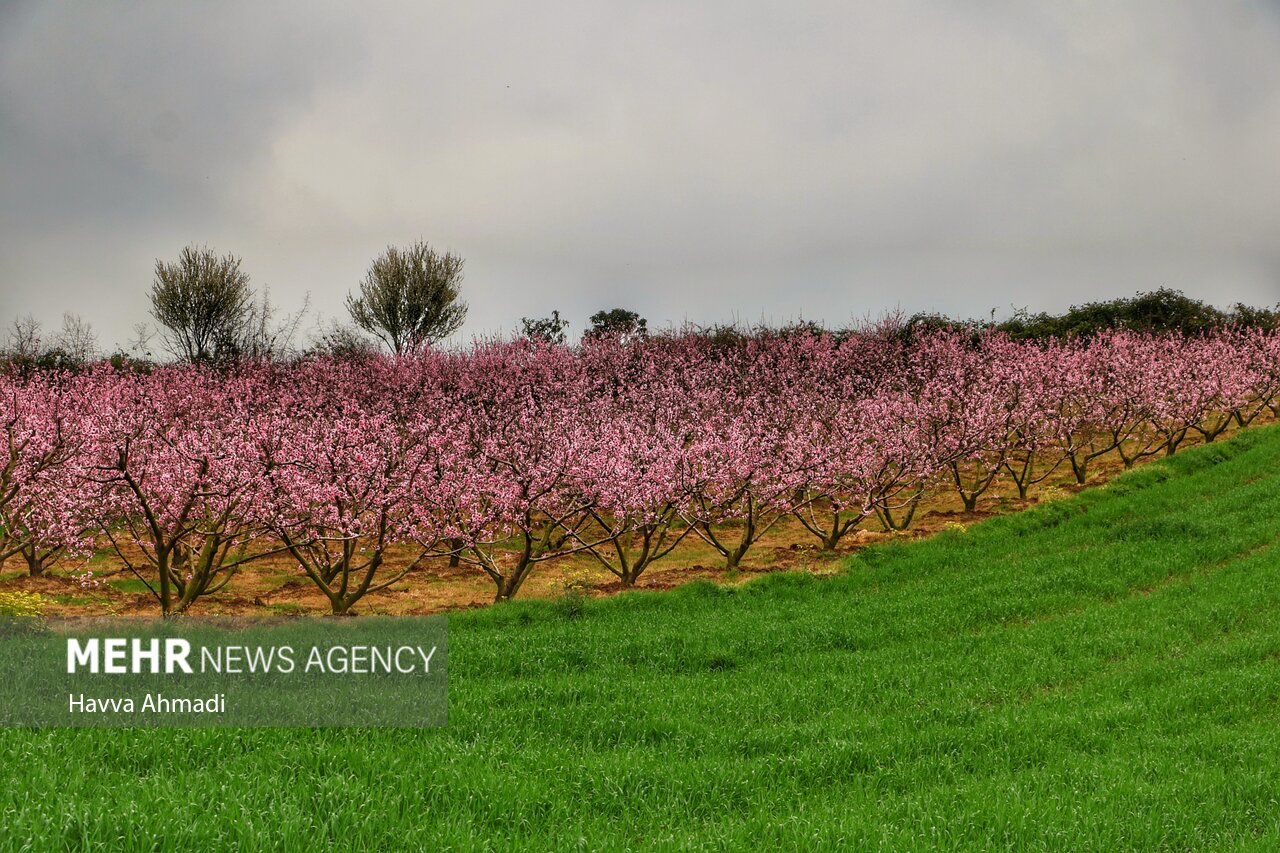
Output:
[{"xmin": 3, "ymin": 326, "xmax": 1278, "ymax": 616}]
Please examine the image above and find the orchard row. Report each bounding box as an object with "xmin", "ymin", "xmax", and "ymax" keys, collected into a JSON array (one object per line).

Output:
[{"xmin": 3, "ymin": 327, "xmax": 1277, "ymax": 615}]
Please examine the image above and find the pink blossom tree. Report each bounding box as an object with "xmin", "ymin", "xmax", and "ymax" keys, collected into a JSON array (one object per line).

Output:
[
  {"xmin": 438, "ymin": 341, "xmax": 612, "ymax": 601},
  {"xmin": 678, "ymin": 336, "xmax": 816, "ymax": 567},
  {"xmin": 253, "ymin": 357, "xmax": 463, "ymax": 614},
  {"xmin": 570, "ymin": 337, "xmax": 699, "ymax": 585},
  {"xmin": 84, "ymin": 367, "xmax": 283, "ymax": 616},
  {"xmin": 0, "ymin": 373, "xmax": 93, "ymax": 575},
  {"xmin": 1178, "ymin": 330, "xmax": 1259, "ymax": 444},
  {"xmin": 998, "ymin": 340, "xmax": 1070, "ymax": 499},
  {"xmin": 907, "ymin": 331, "xmax": 1021, "ymax": 513},
  {"xmin": 1233, "ymin": 327, "xmax": 1280, "ymax": 425}
]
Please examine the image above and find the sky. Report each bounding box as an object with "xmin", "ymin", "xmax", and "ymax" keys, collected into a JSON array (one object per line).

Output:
[{"xmin": 2, "ymin": 1, "xmax": 1279, "ymax": 353}]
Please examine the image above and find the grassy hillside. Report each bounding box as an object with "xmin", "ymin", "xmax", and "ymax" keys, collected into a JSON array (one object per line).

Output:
[{"xmin": 5, "ymin": 426, "xmax": 1280, "ymax": 850}]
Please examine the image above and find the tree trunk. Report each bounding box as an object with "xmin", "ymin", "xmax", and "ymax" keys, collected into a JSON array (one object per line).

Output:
[
  {"xmin": 494, "ymin": 554, "xmax": 535, "ymax": 602},
  {"xmin": 157, "ymin": 547, "xmax": 174, "ymax": 618},
  {"xmin": 23, "ymin": 549, "xmax": 46, "ymax": 577},
  {"xmin": 875, "ymin": 492, "xmax": 922, "ymax": 531},
  {"xmin": 723, "ymin": 519, "xmax": 755, "ymax": 569}
]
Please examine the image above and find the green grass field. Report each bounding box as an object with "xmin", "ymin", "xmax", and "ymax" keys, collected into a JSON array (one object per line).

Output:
[{"xmin": 4, "ymin": 427, "xmax": 1280, "ymax": 850}]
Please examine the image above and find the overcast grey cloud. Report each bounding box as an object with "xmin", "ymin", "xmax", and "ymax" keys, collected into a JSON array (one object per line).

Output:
[{"xmin": 3, "ymin": 0, "xmax": 1279, "ymax": 351}]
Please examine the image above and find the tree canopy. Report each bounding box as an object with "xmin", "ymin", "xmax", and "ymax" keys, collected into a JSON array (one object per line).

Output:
[
  {"xmin": 346, "ymin": 242, "xmax": 467, "ymax": 355},
  {"xmin": 149, "ymin": 246, "xmax": 253, "ymax": 363}
]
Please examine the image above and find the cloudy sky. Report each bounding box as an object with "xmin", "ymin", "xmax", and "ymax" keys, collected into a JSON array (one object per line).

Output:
[{"xmin": 2, "ymin": 1, "xmax": 1279, "ymax": 352}]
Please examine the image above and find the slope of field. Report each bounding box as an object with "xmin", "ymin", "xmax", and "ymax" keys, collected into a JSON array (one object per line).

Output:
[{"xmin": 4, "ymin": 426, "xmax": 1280, "ymax": 850}]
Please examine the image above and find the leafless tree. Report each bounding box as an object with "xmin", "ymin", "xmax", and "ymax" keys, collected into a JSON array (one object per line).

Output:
[
  {"xmin": 5, "ymin": 315, "xmax": 43, "ymax": 361},
  {"xmin": 128, "ymin": 322, "xmax": 157, "ymax": 359},
  {"xmin": 56, "ymin": 313, "xmax": 97, "ymax": 363},
  {"xmin": 239, "ymin": 287, "xmax": 310, "ymax": 361}
]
